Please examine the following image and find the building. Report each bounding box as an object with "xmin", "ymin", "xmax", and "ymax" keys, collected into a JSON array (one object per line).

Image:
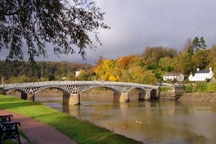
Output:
[
  {"xmin": 75, "ymin": 70, "xmax": 81, "ymax": 77},
  {"xmin": 163, "ymin": 73, "xmax": 184, "ymax": 82},
  {"xmin": 188, "ymin": 67, "xmax": 214, "ymax": 81}
]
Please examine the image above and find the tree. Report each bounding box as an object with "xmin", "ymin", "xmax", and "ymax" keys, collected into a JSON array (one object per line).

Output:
[
  {"xmin": 192, "ymin": 49, "xmax": 210, "ymax": 70},
  {"xmin": 200, "ymin": 37, "xmax": 207, "ymax": 49},
  {"xmin": 192, "ymin": 37, "xmax": 207, "ymax": 53},
  {"xmin": 172, "ymin": 52, "xmax": 194, "ymax": 77},
  {"xmin": 207, "ymin": 45, "xmax": 216, "ymax": 75},
  {"xmin": 183, "ymin": 38, "xmax": 193, "ymax": 55},
  {"xmin": 141, "ymin": 46, "xmax": 177, "ymax": 65},
  {"xmin": 0, "ymin": 0, "xmax": 109, "ymax": 63},
  {"xmin": 95, "ymin": 56, "xmax": 104, "ymax": 66},
  {"xmin": 158, "ymin": 57, "xmax": 173, "ymax": 72},
  {"xmin": 192, "ymin": 37, "xmax": 201, "ymax": 51}
]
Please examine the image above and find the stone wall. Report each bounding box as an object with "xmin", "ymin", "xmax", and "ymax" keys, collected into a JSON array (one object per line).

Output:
[
  {"xmin": 178, "ymin": 92, "xmax": 216, "ymax": 103},
  {"xmin": 159, "ymin": 86, "xmax": 184, "ymax": 100}
]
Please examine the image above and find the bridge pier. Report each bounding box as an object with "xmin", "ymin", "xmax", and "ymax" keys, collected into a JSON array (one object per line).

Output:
[
  {"xmin": 114, "ymin": 92, "xmax": 129, "ymax": 102},
  {"xmin": 144, "ymin": 89, "xmax": 159, "ymax": 100},
  {"xmin": 63, "ymin": 92, "xmax": 80, "ymax": 105},
  {"xmin": 138, "ymin": 91, "xmax": 146, "ymax": 101},
  {"xmin": 21, "ymin": 92, "xmax": 35, "ymax": 101},
  {"xmin": 144, "ymin": 90, "xmax": 151, "ymax": 100}
]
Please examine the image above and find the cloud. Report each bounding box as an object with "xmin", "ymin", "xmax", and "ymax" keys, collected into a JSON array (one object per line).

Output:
[{"xmin": 1, "ymin": 0, "xmax": 216, "ymax": 64}]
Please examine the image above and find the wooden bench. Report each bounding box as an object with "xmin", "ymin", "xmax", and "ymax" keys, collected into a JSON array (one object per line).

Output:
[{"xmin": 0, "ymin": 115, "xmax": 21, "ymax": 144}]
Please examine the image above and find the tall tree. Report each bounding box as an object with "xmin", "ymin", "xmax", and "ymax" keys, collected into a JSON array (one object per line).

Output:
[
  {"xmin": 200, "ymin": 37, "xmax": 207, "ymax": 49},
  {"xmin": 192, "ymin": 37, "xmax": 207, "ymax": 53},
  {"xmin": 0, "ymin": 0, "xmax": 109, "ymax": 63},
  {"xmin": 183, "ymin": 38, "xmax": 193, "ymax": 55},
  {"xmin": 192, "ymin": 37, "xmax": 201, "ymax": 51}
]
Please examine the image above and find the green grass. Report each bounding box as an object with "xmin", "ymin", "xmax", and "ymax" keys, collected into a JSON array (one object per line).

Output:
[
  {"xmin": 0, "ymin": 94, "xmax": 142, "ymax": 144},
  {"xmin": 159, "ymin": 86, "xmax": 173, "ymax": 92}
]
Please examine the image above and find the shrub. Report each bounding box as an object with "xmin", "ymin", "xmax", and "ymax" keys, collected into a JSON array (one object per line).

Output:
[
  {"xmin": 184, "ymin": 84, "xmax": 193, "ymax": 93},
  {"xmin": 207, "ymin": 82, "xmax": 216, "ymax": 92},
  {"xmin": 195, "ymin": 82, "xmax": 208, "ymax": 92}
]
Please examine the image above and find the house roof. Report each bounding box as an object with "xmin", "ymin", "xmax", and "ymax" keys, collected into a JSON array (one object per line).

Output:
[
  {"xmin": 196, "ymin": 70, "xmax": 210, "ymax": 73},
  {"xmin": 164, "ymin": 73, "xmax": 182, "ymax": 76}
]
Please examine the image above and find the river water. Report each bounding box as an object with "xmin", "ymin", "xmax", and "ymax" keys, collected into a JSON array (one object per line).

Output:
[{"xmin": 36, "ymin": 96, "xmax": 216, "ymax": 144}]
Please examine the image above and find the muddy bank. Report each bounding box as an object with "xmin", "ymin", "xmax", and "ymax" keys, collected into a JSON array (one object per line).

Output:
[{"xmin": 178, "ymin": 92, "xmax": 216, "ymax": 103}]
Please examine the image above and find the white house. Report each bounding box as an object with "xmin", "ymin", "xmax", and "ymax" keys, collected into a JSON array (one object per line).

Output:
[
  {"xmin": 188, "ymin": 67, "xmax": 214, "ymax": 81},
  {"xmin": 163, "ymin": 73, "xmax": 184, "ymax": 82},
  {"xmin": 75, "ymin": 70, "xmax": 81, "ymax": 77}
]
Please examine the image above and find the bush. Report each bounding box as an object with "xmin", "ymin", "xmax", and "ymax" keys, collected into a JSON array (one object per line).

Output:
[
  {"xmin": 195, "ymin": 82, "xmax": 208, "ymax": 92},
  {"xmin": 183, "ymin": 82, "xmax": 216, "ymax": 93},
  {"xmin": 207, "ymin": 82, "xmax": 216, "ymax": 92},
  {"xmin": 184, "ymin": 84, "xmax": 193, "ymax": 93}
]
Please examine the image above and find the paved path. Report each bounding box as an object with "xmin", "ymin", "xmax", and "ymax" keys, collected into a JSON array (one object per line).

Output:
[{"xmin": 0, "ymin": 109, "xmax": 77, "ymax": 144}]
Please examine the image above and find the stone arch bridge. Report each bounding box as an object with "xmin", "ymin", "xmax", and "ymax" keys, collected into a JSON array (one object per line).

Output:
[{"xmin": 2, "ymin": 81, "xmax": 159, "ymax": 105}]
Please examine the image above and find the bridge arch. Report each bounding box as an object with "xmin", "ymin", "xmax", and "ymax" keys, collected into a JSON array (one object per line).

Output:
[{"xmin": 2, "ymin": 81, "xmax": 159, "ymax": 105}]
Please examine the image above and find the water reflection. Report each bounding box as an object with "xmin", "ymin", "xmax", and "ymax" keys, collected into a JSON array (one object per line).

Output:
[{"xmin": 36, "ymin": 97, "xmax": 216, "ymax": 144}]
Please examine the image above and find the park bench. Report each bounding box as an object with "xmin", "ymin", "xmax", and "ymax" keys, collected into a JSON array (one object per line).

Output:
[
  {"xmin": 0, "ymin": 115, "xmax": 21, "ymax": 144},
  {"xmin": 0, "ymin": 115, "xmax": 13, "ymax": 122}
]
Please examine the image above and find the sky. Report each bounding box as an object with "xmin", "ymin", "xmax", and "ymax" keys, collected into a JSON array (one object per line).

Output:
[{"xmin": 1, "ymin": 0, "xmax": 216, "ymax": 65}]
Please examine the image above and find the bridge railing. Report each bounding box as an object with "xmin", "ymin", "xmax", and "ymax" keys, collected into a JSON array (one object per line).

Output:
[{"xmin": 2, "ymin": 81, "xmax": 158, "ymax": 89}]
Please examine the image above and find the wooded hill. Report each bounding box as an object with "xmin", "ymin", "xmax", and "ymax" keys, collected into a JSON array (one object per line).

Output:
[
  {"xmin": 1, "ymin": 37, "xmax": 216, "ymax": 85},
  {"xmin": 94, "ymin": 37, "xmax": 216, "ymax": 85},
  {"xmin": 0, "ymin": 61, "xmax": 93, "ymax": 83}
]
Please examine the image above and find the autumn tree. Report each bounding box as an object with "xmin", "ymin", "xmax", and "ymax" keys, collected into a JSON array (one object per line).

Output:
[
  {"xmin": 94, "ymin": 59, "xmax": 117, "ymax": 81},
  {"xmin": 172, "ymin": 51, "xmax": 194, "ymax": 78},
  {"xmin": 75, "ymin": 70, "xmax": 89, "ymax": 80},
  {"xmin": 117, "ymin": 56, "xmax": 132, "ymax": 69},
  {"xmin": 207, "ymin": 45, "xmax": 216, "ymax": 76},
  {"xmin": 158, "ymin": 57, "xmax": 173, "ymax": 72},
  {"xmin": 94, "ymin": 55, "xmax": 156, "ymax": 84},
  {"xmin": 120, "ymin": 64, "xmax": 156, "ymax": 84},
  {"xmin": 0, "ymin": 0, "xmax": 109, "ymax": 63},
  {"xmin": 141, "ymin": 46, "xmax": 177, "ymax": 65},
  {"xmin": 174, "ymin": 38, "xmax": 209, "ymax": 78},
  {"xmin": 95, "ymin": 56, "xmax": 104, "ymax": 66},
  {"xmin": 183, "ymin": 38, "xmax": 193, "ymax": 55},
  {"xmin": 192, "ymin": 49, "xmax": 210, "ymax": 70}
]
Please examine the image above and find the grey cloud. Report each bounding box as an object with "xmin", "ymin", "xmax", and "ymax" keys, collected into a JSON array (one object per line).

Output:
[{"xmin": 1, "ymin": 0, "xmax": 216, "ymax": 64}]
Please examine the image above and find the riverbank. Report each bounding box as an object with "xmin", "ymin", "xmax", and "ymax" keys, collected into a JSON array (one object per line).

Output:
[
  {"xmin": 178, "ymin": 92, "xmax": 216, "ymax": 103},
  {"xmin": 0, "ymin": 109, "xmax": 77, "ymax": 144},
  {"xmin": 0, "ymin": 94, "xmax": 142, "ymax": 144}
]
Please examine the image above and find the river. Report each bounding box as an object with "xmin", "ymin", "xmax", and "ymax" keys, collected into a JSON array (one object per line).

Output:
[{"xmin": 36, "ymin": 96, "xmax": 216, "ymax": 144}]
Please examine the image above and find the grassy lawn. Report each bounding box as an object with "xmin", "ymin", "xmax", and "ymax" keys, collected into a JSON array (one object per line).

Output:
[{"xmin": 0, "ymin": 94, "xmax": 142, "ymax": 144}]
